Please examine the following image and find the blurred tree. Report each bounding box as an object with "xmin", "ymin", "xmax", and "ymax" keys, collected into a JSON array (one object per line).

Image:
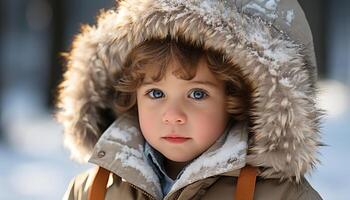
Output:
[
  {"xmin": 47, "ymin": 0, "xmax": 114, "ymax": 109},
  {"xmin": 47, "ymin": 0, "xmax": 65, "ymax": 110},
  {"xmin": 326, "ymin": 0, "xmax": 350, "ymax": 84},
  {"xmin": 0, "ymin": 0, "xmax": 4, "ymax": 140},
  {"xmin": 298, "ymin": 0, "xmax": 328, "ymax": 79}
]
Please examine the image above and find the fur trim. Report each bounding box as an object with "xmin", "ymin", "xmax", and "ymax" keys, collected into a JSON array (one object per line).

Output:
[{"xmin": 56, "ymin": 0, "xmax": 322, "ymax": 181}]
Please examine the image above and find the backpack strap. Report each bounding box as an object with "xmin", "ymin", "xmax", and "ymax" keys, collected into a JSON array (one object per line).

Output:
[
  {"xmin": 88, "ymin": 167, "xmax": 110, "ymax": 200},
  {"xmin": 234, "ymin": 165, "xmax": 257, "ymax": 200}
]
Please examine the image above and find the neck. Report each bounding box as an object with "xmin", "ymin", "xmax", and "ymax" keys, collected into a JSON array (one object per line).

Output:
[{"xmin": 164, "ymin": 159, "xmax": 191, "ymax": 180}]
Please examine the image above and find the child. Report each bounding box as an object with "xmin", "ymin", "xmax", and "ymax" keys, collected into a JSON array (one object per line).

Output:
[{"xmin": 57, "ymin": 0, "xmax": 323, "ymax": 199}]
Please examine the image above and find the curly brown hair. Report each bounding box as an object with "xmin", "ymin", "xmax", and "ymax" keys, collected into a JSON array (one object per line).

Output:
[{"xmin": 113, "ymin": 36, "xmax": 252, "ymax": 122}]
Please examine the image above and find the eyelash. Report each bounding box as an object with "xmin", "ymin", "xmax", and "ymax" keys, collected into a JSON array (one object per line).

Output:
[{"xmin": 145, "ymin": 88, "xmax": 209, "ymax": 100}]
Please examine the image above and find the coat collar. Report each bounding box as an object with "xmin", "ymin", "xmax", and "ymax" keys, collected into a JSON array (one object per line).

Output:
[{"xmin": 88, "ymin": 114, "xmax": 248, "ymax": 199}]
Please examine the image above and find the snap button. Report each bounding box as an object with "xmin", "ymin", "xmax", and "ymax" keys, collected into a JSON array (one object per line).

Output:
[{"xmin": 97, "ymin": 150, "xmax": 106, "ymax": 158}]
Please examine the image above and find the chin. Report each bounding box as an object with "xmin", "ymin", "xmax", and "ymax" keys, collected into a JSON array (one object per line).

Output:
[{"xmin": 164, "ymin": 154, "xmax": 194, "ymax": 163}]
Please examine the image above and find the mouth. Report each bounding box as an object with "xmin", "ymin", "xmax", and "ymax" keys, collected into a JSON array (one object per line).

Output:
[{"xmin": 162, "ymin": 134, "xmax": 191, "ymax": 144}]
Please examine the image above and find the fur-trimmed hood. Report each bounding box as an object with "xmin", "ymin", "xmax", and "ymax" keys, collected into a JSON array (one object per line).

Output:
[{"xmin": 56, "ymin": 0, "xmax": 322, "ymax": 182}]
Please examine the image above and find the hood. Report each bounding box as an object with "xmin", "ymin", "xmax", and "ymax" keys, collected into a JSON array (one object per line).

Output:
[{"xmin": 56, "ymin": 0, "xmax": 322, "ymax": 181}]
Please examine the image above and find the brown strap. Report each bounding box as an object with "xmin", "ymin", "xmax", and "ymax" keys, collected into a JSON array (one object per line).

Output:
[
  {"xmin": 88, "ymin": 167, "xmax": 110, "ymax": 200},
  {"xmin": 234, "ymin": 165, "xmax": 257, "ymax": 200}
]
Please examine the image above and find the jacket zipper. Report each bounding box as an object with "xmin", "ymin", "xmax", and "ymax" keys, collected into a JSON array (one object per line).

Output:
[
  {"xmin": 128, "ymin": 182, "xmax": 157, "ymax": 200},
  {"xmin": 128, "ymin": 182, "xmax": 185, "ymax": 200},
  {"xmin": 173, "ymin": 188, "xmax": 183, "ymax": 200},
  {"xmin": 165, "ymin": 188, "xmax": 184, "ymax": 200}
]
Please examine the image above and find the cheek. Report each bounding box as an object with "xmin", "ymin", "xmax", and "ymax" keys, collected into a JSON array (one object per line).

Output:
[
  {"xmin": 192, "ymin": 104, "xmax": 228, "ymax": 139},
  {"xmin": 139, "ymin": 111, "xmax": 151, "ymax": 131},
  {"xmin": 137, "ymin": 100, "xmax": 156, "ymax": 138}
]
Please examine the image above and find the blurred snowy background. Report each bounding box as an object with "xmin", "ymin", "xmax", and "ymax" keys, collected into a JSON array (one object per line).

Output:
[{"xmin": 0, "ymin": 0, "xmax": 349, "ymax": 199}]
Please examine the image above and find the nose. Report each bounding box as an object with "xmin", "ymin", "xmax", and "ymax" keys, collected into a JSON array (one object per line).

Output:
[{"xmin": 162, "ymin": 106, "xmax": 187, "ymax": 125}]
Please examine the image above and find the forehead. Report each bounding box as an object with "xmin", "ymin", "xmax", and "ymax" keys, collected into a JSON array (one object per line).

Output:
[{"xmin": 143, "ymin": 57, "xmax": 220, "ymax": 83}]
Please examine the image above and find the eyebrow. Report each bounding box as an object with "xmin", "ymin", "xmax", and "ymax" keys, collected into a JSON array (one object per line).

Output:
[
  {"xmin": 188, "ymin": 80, "xmax": 219, "ymax": 88},
  {"xmin": 141, "ymin": 80, "xmax": 219, "ymax": 88}
]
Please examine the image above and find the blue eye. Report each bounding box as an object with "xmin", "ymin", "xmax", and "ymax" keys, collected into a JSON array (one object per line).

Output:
[
  {"xmin": 147, "ymin": 89, "xmax": 164, "ymax": 99},
  {"xmin": 189, "ymin": 89, "xmax": 208, "ymax": 100}
]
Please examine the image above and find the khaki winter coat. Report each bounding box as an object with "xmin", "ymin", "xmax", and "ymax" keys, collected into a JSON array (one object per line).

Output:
[
  {"xmin": 62, "ymin": 115, "xmax": 321, "ymax": 200},
  {"xmin": 64, "ymin": 172, "xmax": 320, "ymax": 200},
  {"xmin": 56, "ymin": 0, "xmax": 323, "ymax": 199}
]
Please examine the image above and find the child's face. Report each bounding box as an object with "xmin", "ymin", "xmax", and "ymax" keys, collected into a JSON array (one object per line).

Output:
[{"xmin": 136, "ymin": 58, "xmax": 229, "ymax": 162}]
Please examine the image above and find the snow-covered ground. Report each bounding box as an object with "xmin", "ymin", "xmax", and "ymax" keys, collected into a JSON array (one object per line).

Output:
[
  {"xmin": 0, "ymin": 80, "xmax": 349, "ymax": 200},
  {"xmin": 0, "ymin": 115, "xmax": 92, "ymax": 200},
  {"xmin": 306, "ymin": 110, "xmax": 350, "ymax": 200}
]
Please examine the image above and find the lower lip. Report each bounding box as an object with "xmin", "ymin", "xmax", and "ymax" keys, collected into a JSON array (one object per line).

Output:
[{"xmin": 162, "ymin": 137, "xmax": 190, "ymax": 144}]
